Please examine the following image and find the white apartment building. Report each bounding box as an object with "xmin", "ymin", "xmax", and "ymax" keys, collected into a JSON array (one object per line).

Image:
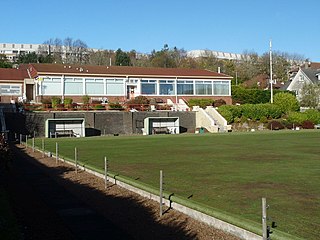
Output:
[{"xmin": 0, "ymin": 43, "xmax": 42, "ymax": 62}]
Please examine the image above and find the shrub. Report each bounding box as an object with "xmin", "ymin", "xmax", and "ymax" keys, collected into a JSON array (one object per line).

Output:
[
  {"xmin": 213, "ymin": 99, "xmax": 226, "ymax": 107},
  {"xmin": 64, "ymin": 98, "xmax": 73, "ymax": 109},
  {"xmin": 188, "ymin": 98, "xmax": 214, "ymax": 109},
  {"xmin": 259, "ymin": 116, "xmax": 268, "ymax": 123},
  {"xmin": 218, "ymin": 105, "xmax": 242, "ymax": 119},
  {"xmin": 108, "ymin": 102, "xmax": 123, "ymax": 110},
  {"xmin": 51, "ymin": 97, "xmax": 61, "ymax": 109},
  {"xmin": 287, "ymin": 112, "xmax": 307, "ymax": 125},
  {"xmin": 41, "ymin": 97, "xmax": 51, "ymax": 104},
  {"xmin": 302, "ymin": 120, "xmax": 315, "ymax": 129},
  {"xmin": 82, "ymin": 95, "xmax": 90, "ymax": 104},
  {"xmin": 217, "ymin": 107, "xmax": 233, "ymax": 123},
  {"xmin": 274, "ymin": 92, "xmax": 300, "ymax": 114},
  {"xmin": 94, "ymin": 104, "xmax": 105, "ymax": 110},
  {"xmin": 305, "ymin": 109, "xmax": 320, "ymax": 124},
  {"xmin": 264, "ymin": 103, "xmax": 283, "ymax": 119},
  {"xmin": 267, "ymin": 121, "xmax": 285, "ymax": 130}
]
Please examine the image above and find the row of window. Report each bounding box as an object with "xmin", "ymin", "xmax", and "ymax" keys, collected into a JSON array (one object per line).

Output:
[
  {"xmin": 38, "ymin": 77, "xmax": 230, "ymax": 96},
  {"xmin": 0, "ymin": 85, "xmax": 21, "ymax": 95}
]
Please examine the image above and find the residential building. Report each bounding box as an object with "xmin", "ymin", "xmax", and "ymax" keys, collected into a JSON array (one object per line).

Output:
[{"xmin": 283, "ymin": 67, "xmax": 320, "ymax": 101}]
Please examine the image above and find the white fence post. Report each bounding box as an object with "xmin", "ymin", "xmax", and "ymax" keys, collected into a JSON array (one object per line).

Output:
[
  {"xmin": 19, "ymin": 134, "xmax": 22, "ymax": 146},
  {"xmin": 42, "ymin": 139, "xmax": 45, "ymax": 158},
  {"xmin": 262, "ymin": 198, "xmax": 267, "ymax": 240},
  {"xmin": 104, "ymin": 156, "xmax": 108, "ymax": 189},
  {"xmin": 160, "ymin": 170, "xmax": 163, "ymax": 217},
  {"xmin": 56, "ymin": 142, "xmax": 59, "ymax": 165},
  {"xmin": 32, "ymin": 137, "xmax": 35, "ymax": 152},
  {"xmin": 75, "ymin": 147, "xmax": 78, "ymax": 173},
  {"xmin": 25, "ymin": 135, "xmax": 28, "ymax": 148}
]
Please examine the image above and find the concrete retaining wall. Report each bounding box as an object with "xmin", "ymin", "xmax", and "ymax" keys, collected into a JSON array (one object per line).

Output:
[{"xmin": 7, "ymin": 111, "xmax": 196, "ymax": 137}]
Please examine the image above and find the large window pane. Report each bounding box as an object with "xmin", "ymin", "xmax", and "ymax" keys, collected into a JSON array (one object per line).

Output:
[
  {"xmin": 85, "ymin": 78, "xmax": 104, "ymax": 95},
  {"xmin": 106, "ymin": 79, "xmax": 124, "ymax": 95},
  {"xmin": 42, "ymin": 78, "xmax": 61, "ymax": 95},
  {"xmin": 195, "ymin": 83, "xmax": 212, "ymax": 95},
  {"xmin": 159, "ymin": 83, "xmax": 175, "ymax": 95},
  {"xmin": 177, "ymin": 83, "xmax": 193, "ymax": 95},
  {"xmin": 141, "ymin": 83, "xmax": 156, "ymax": 95},
  {"xmin": 213, "ymin": 81, "xmax": 230, "ymax": 95},
  {"xmin": 65, "ymin": 78, "xmax": 83, "ymax": 95}
]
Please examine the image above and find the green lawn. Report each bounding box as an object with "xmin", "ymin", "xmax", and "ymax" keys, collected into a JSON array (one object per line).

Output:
[{"xmin": 33, "ymin": 130, "xmax": 320, "ymax": 240}]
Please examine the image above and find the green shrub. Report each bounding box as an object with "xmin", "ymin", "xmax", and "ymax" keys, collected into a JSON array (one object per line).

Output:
[
  {"xmin": 64, "ymin": 98, "xmax": 73, "ymax": 109},
  {"xmin": 94, "ymin": 104, "xmax": 105, "ymax": 110},
  {"xmin": 305, "ymin": 109, "xmax": 320, "ymax": 124},
  {"xmin": 188, "ymin": 98, "xmax": 214, "ymax": 109},
  {"xmin": 217, "ymin": 107, "xmax": 233, "ymax": 123},
  {"xmin": 218, "ymin": 105, "xmax": 242, "ymax": 119},
  {"xmin": 51, "ymin": 97, "xmax": 61, "ymax": 109},
  {"xmin": 259, "ymin": 116, "xmax": 268, "ymax": 123},
  {"xmin": 274, "ymin": 92, "xmax": 300, "ymax": 114},
  {"xmin": 82, "ymin": 95, "xmax": 90, "ymax": 104},
  {"xmin": 264, "ymin": 103, "xmax": 283, "ymax": 119},
  {"xmin": 108, "ymin": 102, "xmax": 124, "ymax": 110},
  {"xmin": 287, "ymin": 112, "xmax": 307, "ymax": 125}
]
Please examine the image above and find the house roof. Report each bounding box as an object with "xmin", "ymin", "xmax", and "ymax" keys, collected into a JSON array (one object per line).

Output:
[
  {"xmin": 28, "ymin": 63, "xmax": 232, "ymax": 79},
  {"xmin": 302, "ymin": 68, "xmax": 320, "ymax": 84},
  {"xmin": 0, "ymin": 67, "xmax": 29, "ymax": 81}
]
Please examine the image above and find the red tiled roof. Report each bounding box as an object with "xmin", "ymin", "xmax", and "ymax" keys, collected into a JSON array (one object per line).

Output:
[
  {"xmin": 28, "ymin": 63, "xmax": 232, "ymax": 79},
  {"xmin": 0, "ymin": 68, "xmax": 29, "ymax": 81}
]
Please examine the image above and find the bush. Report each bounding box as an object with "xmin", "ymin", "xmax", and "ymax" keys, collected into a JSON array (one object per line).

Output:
[
  {"xmin": 108, "ymin": 102, "xmax": 123, "ymax": 110},
  {"xmin": 305, "ymin": 109, "xmax": 320, "ymax": 124},
  {"xmin": 274, "ymin": 92, "xmax": 300, "ymax": 114},
  {"xmin": 41, "ymin": 97, "xmax": 51, "ymax": 104},
  {"xmin": 302, "ymin": 120, "xmax": 315, "ymax": 129},
  {"xmin": 64, "ymin": 98, "xmax": 73, "ymax": 109},
  {"xmin": 213, "ymin": 99, "xmax": 226, "ymax": 107},
  {"xmin": 218, "ymin": 105, "xmax": 242, "ymax": 119},
  {"xmin": 217, "ymin": 107, "xmax": 233, "ymax": 123},
  {"xmin": 264, "ymin": 103, "xmax": 283, "ymax": 119},
  {"xmin": 287, "ymin": 112, "xmax": 307, "ymax": 125},
  {"xmin": 94, "ymin": 104, "xmax": 105, "ymax": 110},
  {"xmin": 188, "ymin": 98, "xmax": 214, "ymax": 109},
  {"xmin": 267, "ymin": 121, "xmax": 285, "ymax": 130},
  {"xmin": 51, "ymin": 97, "xmax": 61, "ymax": 109},
  {"xmin": 82, "ymin": 95, "xmax": 90, "ymax": 104}
]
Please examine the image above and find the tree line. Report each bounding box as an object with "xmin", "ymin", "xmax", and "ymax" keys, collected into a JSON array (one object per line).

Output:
[{"xmin": 1, "ymin": 38, "xmax": 306, "ymax": 86}]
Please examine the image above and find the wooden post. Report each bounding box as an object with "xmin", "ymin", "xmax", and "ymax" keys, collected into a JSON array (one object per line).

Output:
[
  {"xmin": 55, "ymin": 142, "xmax": 58, "ymax": 165},
  {"xmin": 32, "ymin": 137, "xmax": 35, "ymax": 152},
  {"xmin": 104, "ymin": 156, "xmax": 108, "ymax": 189},
  {"xmin": 262, "ymin": 198, "xmax": 267, "ymax": 240},
  {"xmin": 159, "ymin": 170, "xmax": 163, "ymax": 217},
  {"xmin": 75, "ymin": 147, "xmax": 78, "ymax": 173},
  {"xmin": 42, "ymin": 139, "xmax": 45, "ymax": 158}
]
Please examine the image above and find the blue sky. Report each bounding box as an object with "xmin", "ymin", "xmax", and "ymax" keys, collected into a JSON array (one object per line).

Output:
[{"xmin": 1, "ymin": 0, "xmax": 319, "ymax": 61}]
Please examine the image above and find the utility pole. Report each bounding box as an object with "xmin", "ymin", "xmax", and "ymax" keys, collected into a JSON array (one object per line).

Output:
[{"xmin": 270, "ymin": 39, "xmax": 273, "ymax": 104}]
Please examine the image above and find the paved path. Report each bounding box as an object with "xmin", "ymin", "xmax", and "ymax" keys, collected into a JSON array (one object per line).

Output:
[{"xmin": 1, "ymin": 146, "xmax": 133, "ymax": 240}]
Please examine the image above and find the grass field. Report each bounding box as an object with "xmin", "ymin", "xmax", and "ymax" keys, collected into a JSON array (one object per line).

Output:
[{"xmin": 33, "ymin": 130, "xmax": 320, "ymax": 240}]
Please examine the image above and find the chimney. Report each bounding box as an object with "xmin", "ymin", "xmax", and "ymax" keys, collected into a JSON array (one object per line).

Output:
[{"xmin": 218, "ymin": 67, "xmax": 221, "ymax": 73}]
